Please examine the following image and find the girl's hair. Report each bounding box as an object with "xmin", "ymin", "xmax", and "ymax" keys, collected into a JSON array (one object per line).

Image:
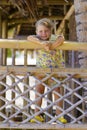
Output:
[{"xmin": 35, "ymin": 18, "xmax": 53, "ymax": 30}]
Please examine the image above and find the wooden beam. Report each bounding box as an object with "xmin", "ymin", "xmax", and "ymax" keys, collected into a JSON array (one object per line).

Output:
[
  {"xmin": 0, "ymin": 39, "xmax": 87, "ymax": 51},
  {"xmin": 56, "ymin": 5, "xmax": 74, "ymax": 34},
  {"xmin": 0, "ymin": 66, "xmax": 87, "ymax": 78},
  {"xmin": 0, "ymin": 122, "xmax": 87, "ymax": 130},
  {"xmin": 37, "ymin": 0, "xmax": 73, "ymax": 6},
  {"xmin": 8, "ymin": 16, "xmax": 64, "ymax": 24},
  {"xmin": 0, "ymin": 0, "xmax": 12, "ymax": 5}
]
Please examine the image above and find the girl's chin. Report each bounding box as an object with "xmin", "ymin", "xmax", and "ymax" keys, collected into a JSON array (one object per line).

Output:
[{"xmin": 41, "ymin": 37, "xmax": 49, "ymax": 40}]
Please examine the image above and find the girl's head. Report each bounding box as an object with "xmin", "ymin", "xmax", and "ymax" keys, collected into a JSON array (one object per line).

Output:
[{"xmin": 35, "ymin": 18, "xmax": 53, "ymax": 40}]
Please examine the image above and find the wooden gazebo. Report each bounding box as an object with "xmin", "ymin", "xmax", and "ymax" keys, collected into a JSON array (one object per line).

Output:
[{"xmin": 0, "ymin": 0, "xmax": 87, "ymax": 130}]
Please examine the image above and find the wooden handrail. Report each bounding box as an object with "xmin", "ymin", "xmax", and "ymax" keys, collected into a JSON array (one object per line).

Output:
[
  {"xmin": 0, "ymin": 66, "xmax": 87, "ymax": 77},
  {"xmin": 0, "ymin": 39, "xmax": 87, "ymax": 51}
]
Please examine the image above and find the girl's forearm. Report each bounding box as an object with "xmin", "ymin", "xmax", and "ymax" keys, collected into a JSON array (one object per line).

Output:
[
  {"xmin": 27, "ymin": 36, "xmax": 42, "ymax": 45},
  {"xmin": 50, "ymin": 36, "xmax": 64, "ymax": 49},
  {"xmin": 50, "ymin": 40, "xmax": 63, "ymax": 49},
  {"xmin": 27, "ymin": 36, "xmax": 51, "ymax": 51}
]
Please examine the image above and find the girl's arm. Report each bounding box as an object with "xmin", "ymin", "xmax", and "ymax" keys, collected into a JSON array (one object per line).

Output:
[
  {"xmin": 27, "ymin": 35, "xmax": 51, "ymax": 51},
  {"xmin": 27, "ymin": 35, "xmax": 42, "ymax": 44},
  {"xmin": 50, "ymin": 35, "xmax": 64, "ymax": 50}
]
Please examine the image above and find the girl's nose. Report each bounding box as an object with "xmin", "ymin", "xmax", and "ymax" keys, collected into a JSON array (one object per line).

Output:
[{"xmin": 42, "ymin": 31, "xmax": 46, "ymax": 35}]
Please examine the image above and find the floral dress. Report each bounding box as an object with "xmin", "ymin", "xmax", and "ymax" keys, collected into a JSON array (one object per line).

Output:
[{"xmin": 36, "ymin": 35, "xmax": 65, "ymax": 68}]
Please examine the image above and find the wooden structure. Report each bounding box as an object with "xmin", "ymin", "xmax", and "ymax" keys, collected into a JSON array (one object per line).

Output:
[
  {"xmin": 0, "ymin": 0, "xmax": 73, "ymax": 38},
  {"xmin": 0, "ymin": 0, "xmax": 87, "ymax": 130},
  {"xmin": 0, "ymin": 39, "xmax": 87, "ymax": 130}
]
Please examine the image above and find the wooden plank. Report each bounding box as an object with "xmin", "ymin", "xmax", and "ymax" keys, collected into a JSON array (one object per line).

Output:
[
  {"xmin": 8, "ymin": 16, "xmax": 64, "ymax": 24},
  {"xmin": 0, "ymin": 0, "xmax": 12, "ymax": 5},
  {"xmin": 37, "ymin": 0, "xmax": 72, "ymax": 5},
  {"xmin": 0, "ymin": 123, "xmax": 87, "ymax": 130},
  {"xmin": 0, "ymin": 66, "xmax": 87, "ymax": 77},
  {"xmin": 0, "ymin": 39, "xmax": 87, "ymax": 51},
  {"xmin": 64, "ymin": 124, "xmax": 87, "ymax": 130}
]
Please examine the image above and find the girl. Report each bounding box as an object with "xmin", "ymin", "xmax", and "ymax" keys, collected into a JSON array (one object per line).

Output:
[{"xmin": 27, "ymin": 18, "xmax": 67, "ymax": 123}]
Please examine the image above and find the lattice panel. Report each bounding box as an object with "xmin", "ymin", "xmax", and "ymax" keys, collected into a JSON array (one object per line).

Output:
[{"xmin": 0, "ymin": 71, "xmax": 87, "ymax": 125}]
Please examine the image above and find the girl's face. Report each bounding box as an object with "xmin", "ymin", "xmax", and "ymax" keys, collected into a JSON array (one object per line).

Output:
[{"xmin": 36, "ymin": 25, "xmax": 51, "ymax": 40}]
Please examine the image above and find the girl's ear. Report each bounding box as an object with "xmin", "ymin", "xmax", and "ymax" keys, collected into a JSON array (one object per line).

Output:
[{"xmin": 36, "ymin": 29, "xmax": 39, "ymax": 35}]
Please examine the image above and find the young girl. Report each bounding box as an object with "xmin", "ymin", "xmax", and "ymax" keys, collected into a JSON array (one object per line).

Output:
[{"xmin": 27, "ymin": 18, "xmax": 67, "ymax": 123}]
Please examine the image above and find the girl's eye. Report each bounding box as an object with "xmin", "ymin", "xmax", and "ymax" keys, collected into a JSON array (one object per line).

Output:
[
  {"xmin": 38, "ymin": 30, "xmax": 49, "ymax": 33},
  {"xmin": 39, "ymin": 31, "xmax": 42, "ymax": 33}
]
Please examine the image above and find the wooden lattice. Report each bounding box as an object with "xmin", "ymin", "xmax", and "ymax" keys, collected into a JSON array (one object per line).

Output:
[{"xmin": 0, "ymin": 71, "xmax": 87, "ymax": 125}]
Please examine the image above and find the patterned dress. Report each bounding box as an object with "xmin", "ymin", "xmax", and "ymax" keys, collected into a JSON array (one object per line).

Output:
[{"xmin": 36, "ymin": 34, "xmax": 65, "ymax": 68}]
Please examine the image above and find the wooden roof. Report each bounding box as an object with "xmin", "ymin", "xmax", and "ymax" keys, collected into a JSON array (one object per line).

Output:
[{"xmin": 0, "ymin": 0, "xmax": 74, "ymax": 38}]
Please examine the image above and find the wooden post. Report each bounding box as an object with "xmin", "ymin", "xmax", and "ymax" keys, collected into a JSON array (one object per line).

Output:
[
  {"xmin": 23, "ymin": 49, "xmax": 30, "ymax": 120},
  {"xmin": 0, "ymin": 15, "xmax": 8, "ymax": 121},
  {"xmin": 65, "ymin": 12, "xmax": 78, "ymax": 122},
  {"xmin": 0, "ymin": 9, "xmax": 2, "ymax": 38},
  {"xmin": 56, "ymin": 5, "xmax": 74, "ymax": 35},
  {"xmin": 2, "ymin": 20, "xmax": 8, "ymax": 65},
  {"xmin": 0, "ymin": 8, "xmax": 3, "ymax": 65},
  {"xmin": 11, "ymin": 49, "xmax": 16, "ymax": 120},
  {"xmin": 0, "ymin": 9, "xmax": 4, "ymax": 121}
]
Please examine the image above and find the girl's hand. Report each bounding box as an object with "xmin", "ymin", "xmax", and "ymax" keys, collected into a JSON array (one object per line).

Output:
[
  {"xmin": 27, "ymin": 36, "xmax": 40, "ymax": 42},
  {"xmin": 41, "ymin": 41, "xmax": 51, "ymax": 51},
  {"xmin": 27, "ymin": 36, "xmax": 51, "ymax": 51},
  {"xmin": 57, "ymin": 35, "xmax": 64, "ymax": 43},
  {"xmin": 51, "ymin": 35, "xmax": 64, "ymax": 49}
]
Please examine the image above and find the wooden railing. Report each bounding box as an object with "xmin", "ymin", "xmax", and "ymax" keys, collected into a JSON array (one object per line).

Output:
[
  {"xmin": 0, "ymin": 39, "xmax": 87, "ymax": 50},
  {"xmin": 0, "ymin": 39, "xmax": 87, "ymax": 130}
]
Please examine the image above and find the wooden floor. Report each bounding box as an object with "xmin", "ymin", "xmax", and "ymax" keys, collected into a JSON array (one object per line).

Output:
[{"xmin": 0, "ymin": 123, "xmax": 87, "ymax": 130}]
